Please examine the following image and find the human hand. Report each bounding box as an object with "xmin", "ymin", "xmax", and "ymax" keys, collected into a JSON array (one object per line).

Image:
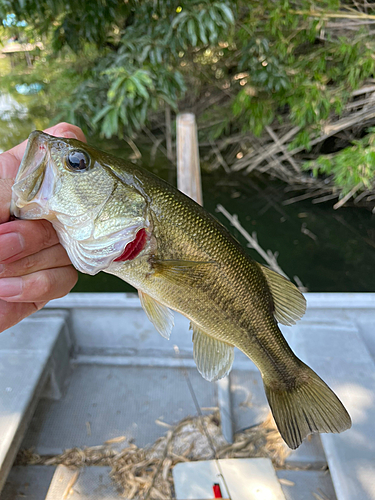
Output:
[{"xmin": 0, "ymin": 123, "xmax": 86, "ymax": 333}]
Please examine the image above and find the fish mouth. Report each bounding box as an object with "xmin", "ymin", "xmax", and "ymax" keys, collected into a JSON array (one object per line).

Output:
[
  {"xmin": 11, "ymin": 131, "xmax": 55, "ymax": 220},
  {"xmin": 10, "ymin": 131, "xmax": 152, "ymax": 275},
  {"xmin": 55, "ymin": 222, "xmax": 150, "ymax": 275}
]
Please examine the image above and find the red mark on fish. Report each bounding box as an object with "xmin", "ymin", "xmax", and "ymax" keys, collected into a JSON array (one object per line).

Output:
[{"xmin": 114, "ymin": 228, "xmax": 147, "ymax": 262}]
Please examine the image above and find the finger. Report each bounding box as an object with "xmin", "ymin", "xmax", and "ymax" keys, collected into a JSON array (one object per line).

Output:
[
  {"xmin": 0, "ymin": 122, "xmax": 87, "ymax": 179},
  {"xmin": 0, "ymin": 219, "xmax": 61, "ymax": 263},
  {"xmin": 0, "ymin": 300, "xmax": 47, "ymax": 333},
  {"xmin": 0, "ymin": 265, "xmax": 78, "ymax": 302},
  {"xmin": 0, "ymin": 178, "xmax": 13, "ymax": 223},
  {"xmin": 0, "ymin": 244, "xmax": 71, "ymax": 278}
]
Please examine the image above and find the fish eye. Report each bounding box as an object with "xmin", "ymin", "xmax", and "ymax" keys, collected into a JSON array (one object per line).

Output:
[{"xmin": 66, "ymin": 150, "xmax": 91, "ymax": 172}]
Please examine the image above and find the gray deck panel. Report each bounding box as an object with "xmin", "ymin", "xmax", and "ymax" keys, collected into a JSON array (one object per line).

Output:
[
  {"xmin": 45, "ymin": 466, "xmax": 120, "ymax": 500},
  {"xmin": 48, "ymin": 297, "xmax": 259, "ymax": 371},
  {"xmin": 0, "ymin": 312, "xmax": 69, "ymax": 353},
  {"xmin": 231, "ymin": 369, "xmax": 327, "ymax": 467},
  {"xmin": 0, "ymin": 352, "xmax": 49, "ymax": 476},
  {"xmin": 46, "ymin": 292, "xmax": 375, "ymax": 364},
  {"xmin": 282, "ymin": 321, "xmax": 375, "ymax": 500},
  {"xmin": 3, "ymin": 294, "xmax": 373, "ymax": 498},
  {"xmin": 231, "ymin": 369, "xmax": 269, "ymax": 431},
  {"xmin": 22, "ymin": 364, "xmax": 217, "ymax": 453},
  {"xmin": 0, "ymin": 466, "xmax": 56, "ymax": 500},
  {"xmin": 0, "ymin": 314, "xmax": 69, "ymax": 493},
  {"xmin": 68, "ymin": 306, "xmax": 194, "ymax": 357},
  {"xmin": 276, "ymin": 469, "xmax": 337, "ymax": 500},
  {"xmin": 285, "ymin": 434, "xmax": 326, "ymax": 469}
]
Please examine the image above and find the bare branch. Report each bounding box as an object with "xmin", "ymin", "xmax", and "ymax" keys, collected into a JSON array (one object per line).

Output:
[{"xmin": 216, "ymin": 204, "xmax": 289, "ymax": 279}]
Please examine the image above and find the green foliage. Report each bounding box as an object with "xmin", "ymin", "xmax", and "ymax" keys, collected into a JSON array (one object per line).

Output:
[
  {"xmin": 230, "ymin": 2, "xmax": 375, "ymax": 143},
  {"xmin": 171, "ymin": 2, "xmax": 234, "ymax": 47},
  {"xmin": 0, "ymin": 0, "xmax": 235, "ymax": 137},
  {"xmin": 84, "ymin": 1, "xmax": 235, "ymax": 137},
  {"xmin": 0, "ymin": 42, "xmax": 88, "ymax": 150},
  {"xmin": 2, "ymin": 0, "xmax": 375, "ymax": 204},
  {"xmin": 303, "ymin": 131, "xmax": 375, "ymax": 196},
  {"xmin": 239, "ymin": 38, "xmax": 290, "ymax": 93},
  {"xmin": 0, "ymin": 0, "xmax": 130, "ymax": 51},
  {"xmin": 233, "ymin": 90, "xmax": 274, "ymax": 136},
  {"xmin": 90, "ymin": 66, "xmax": 186, "ymax": 137}
]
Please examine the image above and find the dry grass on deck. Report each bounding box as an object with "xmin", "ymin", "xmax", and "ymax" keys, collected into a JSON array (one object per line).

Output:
[{"xmin": 16, "ymin": 412, "xmax": 291, "ymax": 499}]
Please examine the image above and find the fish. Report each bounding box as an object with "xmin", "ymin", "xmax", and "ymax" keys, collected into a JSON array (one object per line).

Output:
[{"xmin": 10, "ymin": 131, "xmax": 351, "ymax": 449}]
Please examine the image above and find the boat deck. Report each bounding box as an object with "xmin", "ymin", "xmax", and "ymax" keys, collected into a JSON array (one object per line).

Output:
[{"xmin": 0, "ymin": 293, "xmax": 374, "ymax": 499}]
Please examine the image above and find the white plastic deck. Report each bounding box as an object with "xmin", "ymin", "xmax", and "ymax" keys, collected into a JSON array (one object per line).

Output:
[{"xmin": 173, "ymin": 458, "xmax": 286, "ymax": 500}]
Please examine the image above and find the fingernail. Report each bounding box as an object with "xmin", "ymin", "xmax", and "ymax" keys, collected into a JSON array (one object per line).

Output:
[
  {"xmin": 55, "ymin": 129, "xmax": 78, "ymax": 139},
  {"xmin": 0, "ymin": 277, "xmax": 22, "ymax": 297},
  {"xmin": 62, "ymin": 131, "xmax": 78, "ymax": 139},
  {"xmin": 0, "ymin": 233, "xmax": 24, "ymax": 261}
]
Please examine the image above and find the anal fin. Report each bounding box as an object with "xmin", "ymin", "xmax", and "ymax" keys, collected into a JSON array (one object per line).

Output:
[
  {"xmin": 138, "ymin": 290, "xmax": 174, "ymax": 339},
  {"xmin": 191, "ymin": 322, "xmax": 234, "ymax": 382}
]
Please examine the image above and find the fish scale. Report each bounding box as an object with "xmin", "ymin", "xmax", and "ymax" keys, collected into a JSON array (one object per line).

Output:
[
  {"xmin": 11, "ymin": 130, "xmax": 352, "ymax": 450},
  {"xmin": 116, "ymin": 174, "xmax": 279, "ymax": 357}
]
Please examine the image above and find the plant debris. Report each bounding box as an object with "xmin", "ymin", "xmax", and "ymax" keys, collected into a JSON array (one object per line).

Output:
[{"xmin": 16, "ymin": 412, "xmax": 290, "ymax": 500}]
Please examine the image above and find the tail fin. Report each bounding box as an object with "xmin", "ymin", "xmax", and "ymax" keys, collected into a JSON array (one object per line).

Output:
[{"xmin": 263, "ymin": 364, "xmax": 352, "ymax": 449}]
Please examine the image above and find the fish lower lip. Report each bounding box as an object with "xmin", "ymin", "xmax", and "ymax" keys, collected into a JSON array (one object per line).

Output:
[
  {"xmin": 15, "ymin": 131, "xmax": 48, "ymax": 182},
  {"xmin": 11, "ymin": 131, "xmax": 49, "ymax": 217},
  {"xmin": 11, "ymin": 203, "xmax": 56, "ymax": 220},
  {"xmin": 10, "ymin": 200, "xmax": 20, "ymax": 219}
]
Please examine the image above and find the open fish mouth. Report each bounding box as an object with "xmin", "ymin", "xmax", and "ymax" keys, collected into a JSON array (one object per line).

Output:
[
  {"xmin": 56, "ymin": 221, "xmax": 149, "ymax": 275},
  {"xmin": 10, "ymin": 131, "xmax": 151, "ymax": 275},
  {"xmin": 11, "ymin": 131, "xmax": 56, "ymax": 220}
]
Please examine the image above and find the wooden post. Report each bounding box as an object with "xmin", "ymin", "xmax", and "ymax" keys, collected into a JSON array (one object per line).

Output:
[
  {"xmin": 176, "ymin": 112, "xmax": 233, "ymax": 443},
  {"xmin": 24, "ymin": 50, "xmax": 32, "ymax": 68},
  {"xmin": 165, "ymin": 104, "xmax": 174, "ymax": 163},
  {"xmin": 176, "ymin": 113, "xmax": 203, "ymax": 205}
]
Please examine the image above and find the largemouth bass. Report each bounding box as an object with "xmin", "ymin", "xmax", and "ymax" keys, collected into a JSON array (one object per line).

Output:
[{"xmin": 10, "ymin": 131, "xmax": 351, "ymax": 449}]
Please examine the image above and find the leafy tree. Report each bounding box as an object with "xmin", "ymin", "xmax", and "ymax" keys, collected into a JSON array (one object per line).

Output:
[
  {"xmin": 1, "ymin": 0, "xmax": 236, "ymax": 136},
  {"xmin": 304, "ymin": 130, "xmax": 375, "ymax": 196},
  {"xmin": 1, "ymin": 0, "xmax": 374, "ymax": 138},
  {"xmin": 1, "ymin": 0, "xmax": 375, "ymax": 200}
]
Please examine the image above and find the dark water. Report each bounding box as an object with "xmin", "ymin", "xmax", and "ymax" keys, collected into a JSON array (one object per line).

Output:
[{"xmin": 73, "ymin": 136, "xmax": 375, "ymax": 294}]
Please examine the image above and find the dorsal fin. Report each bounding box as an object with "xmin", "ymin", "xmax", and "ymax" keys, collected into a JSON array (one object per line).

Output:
[{"xmin": 259, "ymin": 264, "xmax": 306, "ymax": 326}]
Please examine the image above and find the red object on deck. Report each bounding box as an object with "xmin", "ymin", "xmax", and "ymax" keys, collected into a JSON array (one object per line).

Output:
[{"xmin": 213, "ymin": 483, "xmax": 223, "ymax": 498}]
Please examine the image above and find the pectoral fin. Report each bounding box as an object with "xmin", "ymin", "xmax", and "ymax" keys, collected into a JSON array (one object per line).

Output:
[
  {"xmin": 153, "ymin": 259, "xmax": 216, "ymax": 285},
  {"xmin": 191, "ymin": 322, "xmax": 234, "ymax": 382},
  {"xmin": 138, "ymin": 290, "xmax": 174, "ymax": 339},
  {"xmin": 259, "ymin": 264, "xmax": 306, "ymax": 326}
]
